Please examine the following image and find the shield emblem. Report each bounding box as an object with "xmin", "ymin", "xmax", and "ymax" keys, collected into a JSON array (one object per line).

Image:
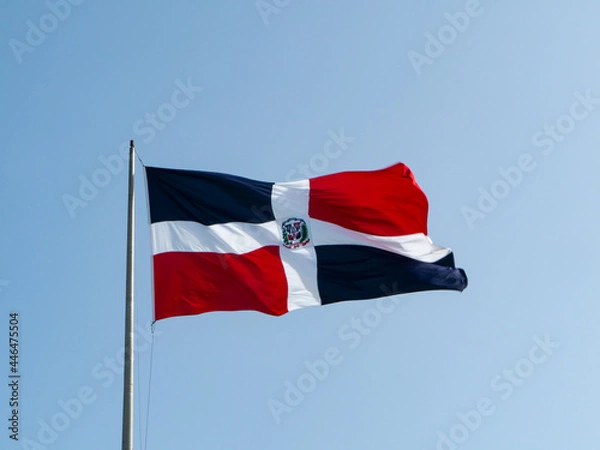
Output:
[{"xmin": 281, "ymin": 218, "xmax": 310, "ymax": 249}]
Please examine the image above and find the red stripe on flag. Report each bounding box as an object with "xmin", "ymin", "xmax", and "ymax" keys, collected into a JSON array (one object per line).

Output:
[
  {"xmin": 153, "ymin": 247, "xmax": 288, "ymax": 320},
  {"xmin": 309, "ymin": 163, "xmax": 429, "ymax": 236}
]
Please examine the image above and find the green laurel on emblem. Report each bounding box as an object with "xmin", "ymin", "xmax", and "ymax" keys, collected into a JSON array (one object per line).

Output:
[{"xmin": 282, "ymin": 218, "xmax": 310, "ymax": 249}]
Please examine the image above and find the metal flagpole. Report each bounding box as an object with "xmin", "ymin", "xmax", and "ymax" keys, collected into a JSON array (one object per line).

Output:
[{"xmin": 121, "ymin": 140, "xmax": 135, "ymax": 450}]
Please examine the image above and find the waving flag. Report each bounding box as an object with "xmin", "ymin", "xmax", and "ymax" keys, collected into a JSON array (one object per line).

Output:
[{"xmin": 145, "ymin": 163, "xmax": 467, "ymax": 321}]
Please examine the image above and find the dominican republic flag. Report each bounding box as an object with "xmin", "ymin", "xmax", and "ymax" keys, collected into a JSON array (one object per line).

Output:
[{"xmin": 145, "ymin": 163, "xmax": 467, "ymax": 321}]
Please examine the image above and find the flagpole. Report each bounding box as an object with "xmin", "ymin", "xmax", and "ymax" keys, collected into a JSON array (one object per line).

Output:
[{"xmin": 121, "ymin": 140, "xmax": 135, "ymax": 450}]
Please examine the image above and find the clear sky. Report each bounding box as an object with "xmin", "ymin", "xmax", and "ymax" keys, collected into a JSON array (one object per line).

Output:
[{"xmin": 2, "ymin": 1, "xmax": 599, "ymax": 449}]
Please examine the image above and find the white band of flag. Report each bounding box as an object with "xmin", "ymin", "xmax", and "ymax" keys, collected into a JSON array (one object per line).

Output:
[
  {"xmin": 150, "ymin": 220, "xmax": 449, "ymax": 263},
  {"xmin": 272, "ymin": 179, "xmax": 320, "ymax": 310},
  {"xmin": 151, "ymin": 220, "xmax": 279, "ymax": 255}
]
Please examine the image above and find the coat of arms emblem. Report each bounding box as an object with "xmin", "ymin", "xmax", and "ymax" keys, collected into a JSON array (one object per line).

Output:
[{"xmin": 281, "ymin": 218, "xmax": 310, "ymax": 249}]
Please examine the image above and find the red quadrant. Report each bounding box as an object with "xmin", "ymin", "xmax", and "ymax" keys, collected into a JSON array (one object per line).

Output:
[
  {"xmin": 309, "ymin": 163, "xmax": 429, "ymax": 236},
  {"xmin": 153, "ymin": 246, "xmax": 288, "ymax": 320}
]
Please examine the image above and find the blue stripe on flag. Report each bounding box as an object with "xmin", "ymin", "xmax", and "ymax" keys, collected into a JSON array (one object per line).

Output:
[
  {"xmin": 316, "ymin": 245, "xmax": 468, "ymax": 305},
  {"xmin": 145, "ymin": 166, "xmax": 275, "ymax": 225}
]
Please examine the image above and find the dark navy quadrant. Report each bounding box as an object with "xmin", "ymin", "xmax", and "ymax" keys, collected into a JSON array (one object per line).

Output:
[
  {"xmin": 316, "ymin": 245, "xmax": 468, "ymax": 305},
  {"xmin": 145, "ymin": 166, "xmax": 275, "ymax": 225}
]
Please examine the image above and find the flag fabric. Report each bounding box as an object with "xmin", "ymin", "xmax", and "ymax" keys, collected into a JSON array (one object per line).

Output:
[{"xmin": 145, "ymin": 163, "xmax": 467, "ymax": 321}]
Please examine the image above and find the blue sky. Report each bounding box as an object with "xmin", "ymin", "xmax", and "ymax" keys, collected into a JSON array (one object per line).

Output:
[{"xmin": 2, "ymin": 1, "xmax": 599, "ymax": 449}]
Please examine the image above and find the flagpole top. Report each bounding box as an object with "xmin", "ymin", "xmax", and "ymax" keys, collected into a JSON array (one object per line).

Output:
[{"xmin": 130, "ymin": 140, "xmax": 135, "ymax": 148}]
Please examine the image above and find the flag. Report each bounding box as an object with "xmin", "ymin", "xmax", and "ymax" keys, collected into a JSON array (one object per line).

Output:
[{"xmin": 145, "ymin": 163, "xmax": 467, "ymax": 321}]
